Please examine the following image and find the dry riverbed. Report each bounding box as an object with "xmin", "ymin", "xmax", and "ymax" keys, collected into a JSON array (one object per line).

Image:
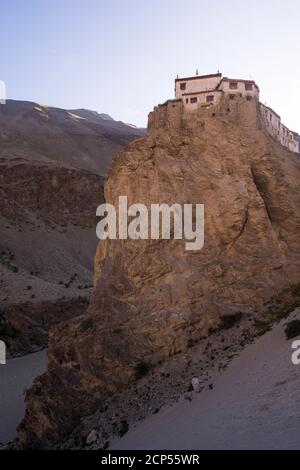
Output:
[{"xmin": 0, "ymin": 350, "xmax": 47, "ymax": 444}]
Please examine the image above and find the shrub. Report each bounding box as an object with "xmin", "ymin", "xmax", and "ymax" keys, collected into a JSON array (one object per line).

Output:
[
  {"xmin": 187, "ymin": 338, "xmax": 195, "ymax": 348},
  {"xmin": 0, "ymin": 304, "xmax": 5, "ymax": 317},
  {"xmin": 209, "ymin": 312, "xmax": 243, "ymax": 335},
  {"xmin": 264, "ymin": 283, "xmax": 300, "ymax": 322},
  {"xmin": 113, "ymin": 328, "xmax": 122, "ymax": 335},
  {"xmin": 290, "ymin": 284, "xmax": 300, "ymax": 296},
  {"xmin": 0, "ymin": 319, "xmax": 19, "ymax": 340},
  {"xmin": 253, "ymin": 318, "xmax": 271, "ymax": 337},
  {"xmin": 219, "ymin": 312, "xmax": 243, "ymax": 330},
  {"xmin": 285, "ymin": 320, "xmax": 300, "ymax": 340},
  {"xmin": 80, "ymin": 317, "xmax": 94, "ymax": 332},
  {"xmin": 119, "ymin": 420, "xmax": 129, "ymax": 437},
  {"xmin": 134, "ymin": 361, "xmax": 150, "ymax": 380},
  {"xmin": 0, "ymin": 253, "xmax": 19, "ymax": 273}
]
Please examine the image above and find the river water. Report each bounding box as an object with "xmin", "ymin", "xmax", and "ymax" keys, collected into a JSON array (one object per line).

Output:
[{"xmin": 0, "ymin": 350, "xmax": 47, "ymax": 444}]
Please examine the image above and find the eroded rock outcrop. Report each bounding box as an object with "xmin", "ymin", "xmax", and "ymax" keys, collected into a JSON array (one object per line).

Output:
[
  {"xmin": 1, "ymin": 298, "xmax": 89, "ymax": 357},
  {"xmin": 18, "ymin": 95, "xmax": 300, "ymax": 448}
]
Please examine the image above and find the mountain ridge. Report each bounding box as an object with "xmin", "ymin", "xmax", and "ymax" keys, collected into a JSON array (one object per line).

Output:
[{"xmin": 0, "ymin": 99, "xmax": 145, "ymax": 175}]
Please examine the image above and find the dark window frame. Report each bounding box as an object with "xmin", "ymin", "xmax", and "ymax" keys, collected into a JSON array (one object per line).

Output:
[
  {"xmin": 245, "ymin": 83, "xmax": 253, "ymax": 91},
  {"xmin": 229, "ymin": 82, "xmax": 238, "ymax": 90}
]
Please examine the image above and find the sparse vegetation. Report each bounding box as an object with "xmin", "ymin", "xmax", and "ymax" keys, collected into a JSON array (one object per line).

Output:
[
  {"xmin": 209, "ymin": 312, "xmax": 243, "ymax": 335},
  {"xmin": 265, "ymin": 284, "xmax": 300, "ymax": 322},
  {"xmin": 118, "ymin": 420, "xmax": 129, "ymax": 437},
  {"xmin": 134, "ymin": 361, "xmax": 150, "ymax": 380},
  {"xmin": 102, "ymin": 441, "xmax": 110, "ymax": 450},
  {"xmin": 290, "ymin": 284, "xmax": 300, "ymax": 297},
  {"xmin": 0, "ymin": 304, "xmax": 5, "ymax": 317},
  {"xmin": 220, "ymin": 312, "xmax": 243, "ymax": 330},
  {"xmin": 0, "ymin": 251, "xmax": 19, "ymax": 273},
  {"xmin": 80, "ymin": 436, "xmax": 87, "ymax": 448},
  {"xmin": 80, "ymin": 317, "xmax": 94, "ymax": 332},
  {"xmin": 64, "ymin": 273, "xmax": 78, "ymax": 288},
  {"xmin": 187, "ymin": 338, "xmax": 196, "ymax": 348},
  {"xmin": 253, "ymin": 318, "xmax": 272, "ymax": 337},
  {"xmin": 0, "ymin": 318, "xmax": 19, "ymax": 341},
  {"xmin": 285, "ymin": 320, "xmax": 300, "ymax": 340},
  {"xmin": 113, "ymin": 327, "xmax": 122, "ymax": 335},
  {"xmin": 252, "ymin": 284, "xmax": 300, "ymax": 338}
]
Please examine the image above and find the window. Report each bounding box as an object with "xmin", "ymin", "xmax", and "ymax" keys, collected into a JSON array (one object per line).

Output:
[
  {"xmin": 206, "ymin": 95, "xmax": 214, "ymax": 103},
  {"xmin": 190, "ymin": 97, "xmax": 198, "ymax": 104},
  {"xmin": 180, "ymin": 83, "xmax": 186, "ymax": 91},
  {"xmin": 229, "ymin": 94, "xmax": 235, "ymax": 100},
  {"xmin": 245, "ymin": 83, "xmax": 253, "ymax": 91},
  {"xmin": 229, "ymin": 82, "xmax": 238, "ymax": 90},
  {"xmin": 246, "ymin": 96, "xmax": 252, "ymax": 101},
  {"xmin": 186, "ymin": 98, "xmax": 188, "ymax": 104}
]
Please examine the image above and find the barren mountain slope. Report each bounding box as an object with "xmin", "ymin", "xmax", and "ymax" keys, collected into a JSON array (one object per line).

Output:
[
  {"xmin": 0, "ymin": 100, "xmax": 144, "ymax": 355},
  {"xmin": 0, "ymin": 100, "xmax": 145, "ymax": 175},
  {"xmin": 0, "ymin": 156, "xmax": 103, "ymax": 355}
]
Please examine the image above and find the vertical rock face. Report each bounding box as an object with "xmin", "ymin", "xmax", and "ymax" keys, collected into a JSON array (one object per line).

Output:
[{"xmin": 19, "ymin": 96, "xmax": 300, "ymax": 448}]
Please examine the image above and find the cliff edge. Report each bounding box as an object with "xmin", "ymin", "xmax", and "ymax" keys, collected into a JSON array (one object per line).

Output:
[{"xmin": 18, "ymin": 95, "xmax": 300, "ymax": 448}]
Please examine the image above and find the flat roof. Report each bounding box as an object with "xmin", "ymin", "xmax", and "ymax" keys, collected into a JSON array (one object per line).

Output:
[
  {"xmin": 175, "ymin": 73, "xmax": 222, "ymax": 82},
  {"xmin": 175, "ymin": 74, "xmax": 260, "ymax": 91},
  {"xmin": 219, "ymin": 77, "xmax": 260, "ymax": 91},
  {"xmin": 221, "ymin": 77, "xmax": 256, "ymax": 84}
]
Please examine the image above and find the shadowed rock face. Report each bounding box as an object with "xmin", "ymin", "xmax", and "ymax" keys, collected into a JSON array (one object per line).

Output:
[
  {"xmin": 18, "ymin": 96, "xmax": 300, "ymax": 448},
  {"xmin": 0, "ymin": 157, "xmax": 104, "ymax": 311},
  {"xmin": 0, "ymin": 100, "xmax": 144, "ymax": 338}
]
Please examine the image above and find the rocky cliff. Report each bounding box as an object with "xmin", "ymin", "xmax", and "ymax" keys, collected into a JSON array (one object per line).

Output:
[{"xmin": 18, "ymin": 95, "xmax": 300, "ymax": 448}]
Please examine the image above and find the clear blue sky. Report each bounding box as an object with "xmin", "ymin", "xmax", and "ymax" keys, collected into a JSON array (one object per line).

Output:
[{"xmin": 1, "ymin": 0, "xmax": 299, "ymax": 129}]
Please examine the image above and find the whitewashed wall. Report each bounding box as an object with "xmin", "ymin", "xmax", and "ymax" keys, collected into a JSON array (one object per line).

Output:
[
  {"xmin": 175, "ymin": 75, "xmax": 222, "ymax": 99},
  {"xmin": 219, "ymin": 80, "xmax": 259, "ymax": 99},
  {"xmin": 260, "ymin": 104, "xmax": 299, "ymax": 154}
]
